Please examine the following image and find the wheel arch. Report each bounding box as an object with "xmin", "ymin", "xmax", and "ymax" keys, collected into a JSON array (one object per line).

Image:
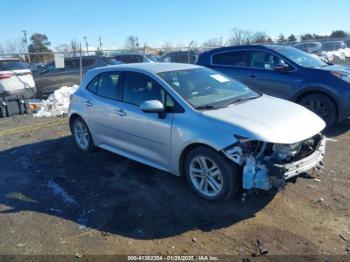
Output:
[
  {"xmin": 178, "ymin": 142, "xmax": 224, "ymax": 177},
  {"xmin": 68, "ymin": 113, "xmax": 83, "ymax": 131},
  {"xmin": 293, "ymin": 87, "xmax": 340, "ymax": 120}
]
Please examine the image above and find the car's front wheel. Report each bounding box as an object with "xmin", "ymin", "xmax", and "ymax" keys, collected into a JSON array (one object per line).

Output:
[
  {"xmin": 184, "ymin": 146, "xmax": 240, "ymax": 201},
  {"xmin": 299, "ymin": 93, "xmax": 337, "ymax": 126},
  {"xmin": 72, "ymin": 117, "xmax": 95, "ymax": 152}
]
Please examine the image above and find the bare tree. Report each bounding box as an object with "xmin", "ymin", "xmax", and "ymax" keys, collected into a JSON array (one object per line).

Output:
[
  {"xmin": 202, "ymin": 37, "xmax": 223, "ymax": 48},
  {"xmin": 124, "ymin": 35, "xmax": 139, "ymax": 50},
  {"xmin": 71, "ymin": 39, "xmax": 79, "ymax": 56},
  {"xmin": 6, "ymin": 38, "xmax": 25, "ymax": 54},
  {"xmin": 227, "ymin": 28, "xmax": 252, "ymax": 46},
  {"xmin": 55, "ymin": 44, "xmax": 70, "ymax": 52},
  {"xmin": 161, "ymin": 41, "xmax": 174, "ymax": 51},
  {"xmin": 250, "ymin": 32, "xmax": 271, "ymax": 44}
]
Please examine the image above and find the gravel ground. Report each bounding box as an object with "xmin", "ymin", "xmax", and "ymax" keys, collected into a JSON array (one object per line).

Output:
[{"xmin": 0, "ymin": 115, "xmax": 349, "ymax": 258}]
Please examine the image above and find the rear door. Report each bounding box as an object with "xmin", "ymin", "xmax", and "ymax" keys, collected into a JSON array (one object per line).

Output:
[
  {"xmin": 82, "ymin": 71, "xmax": 126, "ymax": 148},
  {"xmin": 209, "ymin": 50, "xmax": 251, "ymax": 84}
]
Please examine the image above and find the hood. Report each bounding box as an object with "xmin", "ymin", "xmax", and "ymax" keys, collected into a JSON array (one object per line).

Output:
[
  {"xmin": 202, "ymin": 95, "xmax": 325, "ymax": 144},
  {"xmin": 317, "ymin": 64, "xmax": 350, "ymax": 75}
]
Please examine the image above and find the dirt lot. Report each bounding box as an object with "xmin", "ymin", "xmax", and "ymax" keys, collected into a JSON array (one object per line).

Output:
[{"xmin": 0, "ymin": 115, "xmax": 349, "ymax": 258}]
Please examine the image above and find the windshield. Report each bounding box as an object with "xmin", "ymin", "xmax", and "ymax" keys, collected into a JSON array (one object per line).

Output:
[
  {"xmin": 270, "ymin": 46, "xmax": 328, "ymax": 67},
  {"xmin": 158, "ymin": 68, "xmax": 259, "ymax": 109}
]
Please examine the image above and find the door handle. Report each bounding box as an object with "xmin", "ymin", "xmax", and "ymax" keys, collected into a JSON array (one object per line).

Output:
[
  {"xmin": 84, "ymin": 100, "xmax": 93, "ymax": 107},
  {"xmin": 249, "ymin": 73, "xmax": 257, "ymax": 78},
  {"xmin": 115, "ymin": 109, "xmax": 127, "ymax": 117}
]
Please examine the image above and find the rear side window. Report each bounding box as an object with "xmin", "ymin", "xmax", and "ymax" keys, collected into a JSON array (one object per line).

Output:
[
  {"xmin": 212, "ymin": 51, "xmax": 248, "ymax": 67},
  {"xmin": 86, "ymin": 72, "xmax": 121, "ymax": 100},
  {"xmin": 171, "ymin": 54, "xmax": 196, "ymax": 63},
  {"xmin": 115, "ymin": 55, "xmax": 143, "ymax": 63},
  {"xmin": 82, "ymin": 58, "xmax": 96, "ymax": 68},
  {"xmin": 65, "ymin": 59, "xmax": 80, "ymax": 70}
]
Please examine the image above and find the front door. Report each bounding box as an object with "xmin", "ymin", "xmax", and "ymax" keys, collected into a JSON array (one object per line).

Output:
[
  {"xmin": 117, "ymin": 71, "xmax": 173, "ymax": 170},
  {"xmin": 245, "ymin": 50, "xmax": 295, "ymax": 99}
]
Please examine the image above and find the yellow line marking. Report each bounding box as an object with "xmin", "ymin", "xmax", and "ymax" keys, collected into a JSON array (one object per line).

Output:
[{"xmin": 0, "ymin": 118, "xmax": 68, "ymax": 137}]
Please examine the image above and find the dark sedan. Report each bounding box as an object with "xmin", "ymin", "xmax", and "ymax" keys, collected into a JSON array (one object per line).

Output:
[
  {"xmin": 33, "ymin": 56, "xmax": 119, "ymax": 98},
  {"xmin": 197, "ymin": 45, "xmax": 350, "ymax": 126}
]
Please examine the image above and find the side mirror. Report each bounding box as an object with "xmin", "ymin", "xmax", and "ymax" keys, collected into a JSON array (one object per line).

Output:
[
  {"xmin": 274, "ymin": 63, "xmax": 290, "ymax": 73},
  {"xmin": 140, "ymin": 100, "xmax": 165, "ymax": 113}
]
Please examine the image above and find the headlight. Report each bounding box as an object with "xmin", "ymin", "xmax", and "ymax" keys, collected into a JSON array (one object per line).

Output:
[{"xmin": 331, "ymin": 72, "xmax": 350, "ymax": 84}]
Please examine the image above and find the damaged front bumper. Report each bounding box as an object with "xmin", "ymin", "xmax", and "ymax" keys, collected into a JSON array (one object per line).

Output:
[
  {"xmin": 225, "ymin": 134, "xmax": 326, "ymax": 191},
  {"xmin": 270, "ymin": 135, "xmax": 326, "ymax": 180}
]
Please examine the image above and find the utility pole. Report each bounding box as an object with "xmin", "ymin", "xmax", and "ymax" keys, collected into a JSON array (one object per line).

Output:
[
  {"xmin": 22, "ymin": 30, "xmax": 31, "ymax": 63},
  {"xmin": 98, "ymin": 36, "xmax": 102, "ymax": 51},
  {"xmin": 188, "ymin": 41, "xmax": 194, "ymax": 64},
  {"xmin": 83, "ymin": 36, "xmax": 89, "ymax": 54}
]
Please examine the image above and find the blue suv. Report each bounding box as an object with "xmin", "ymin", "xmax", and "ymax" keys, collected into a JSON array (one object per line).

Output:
[{"xmin": 197, "ymin": 45, "xmax": 350, "ymax": 126}]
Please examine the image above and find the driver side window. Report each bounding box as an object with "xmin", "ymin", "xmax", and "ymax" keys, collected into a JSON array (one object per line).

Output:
[{"xmin": 249, "ymin": 51, "xmax": 290, "ymax": 70}]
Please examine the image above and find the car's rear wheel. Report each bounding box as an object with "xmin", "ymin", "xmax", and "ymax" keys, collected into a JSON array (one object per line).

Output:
[
  {"xmin": 184, "ymin": 146, "xmax": 240, "ymax": 201},
  {"xmin": 72, "ymin": 117, "xmax": 95, "ymax": 152},
  {"xmin": 299, "ymin": 93, "xmax": 337, "ymax": 127}
]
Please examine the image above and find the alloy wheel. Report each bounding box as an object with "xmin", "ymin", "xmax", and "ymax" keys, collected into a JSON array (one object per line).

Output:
[
  {"xmin": 74, "ymin": 121, "xmax": 90, "ymax": 150},
  {"xmin": 189, "ymin": 156, "xmax": 223, "ymax": 197}
]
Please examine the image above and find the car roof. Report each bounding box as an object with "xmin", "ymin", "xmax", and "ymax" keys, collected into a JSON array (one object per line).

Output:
[
  {"xmin": 199, "ymin": 45, "xmax": 273, "ymax": 56},
  {"xmin": 111, "ymin": 51, "xmax": 145, "ymax": 56},
  {"xmin": 89, "ymin": 62, "xmax": 201, "ymax": 75}
]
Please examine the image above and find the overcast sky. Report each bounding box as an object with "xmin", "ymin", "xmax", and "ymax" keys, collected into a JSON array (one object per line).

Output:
[{"xmin": 1, "ymin": 0, "xmax": 349, "ymax": 49}]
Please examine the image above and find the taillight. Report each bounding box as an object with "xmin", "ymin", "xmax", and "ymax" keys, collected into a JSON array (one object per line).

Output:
[{"xmin": 0, "ymin": 72, "xmax": 13, "ymax": 80}]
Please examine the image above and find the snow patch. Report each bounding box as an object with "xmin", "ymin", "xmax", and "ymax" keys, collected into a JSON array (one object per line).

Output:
[
  {"xmin": 320, "ymin": 48, "xmax": 350, "ymax": 61},
  {"xmin": 33, "ymin": 85, "xmax": 79, "ymax": 117},
  {"xmin": 47, "ymin": 180, "xmax": 79, "ymax": 207}
]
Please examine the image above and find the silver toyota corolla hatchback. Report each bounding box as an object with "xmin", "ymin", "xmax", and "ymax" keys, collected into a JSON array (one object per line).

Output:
[{"xmin": 69, "ymin": 63, "xmax": 326, "ymax": 201}]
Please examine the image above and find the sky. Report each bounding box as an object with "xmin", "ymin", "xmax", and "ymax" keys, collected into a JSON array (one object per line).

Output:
[{"xmin": 1, "ymin": 0, "xmax": 350, "ymax": 50}]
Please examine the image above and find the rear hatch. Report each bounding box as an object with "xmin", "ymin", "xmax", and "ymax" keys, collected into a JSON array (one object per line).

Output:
[{"xmin": 0, "ymin": 60, "xmax": 35, "ymax": 88}]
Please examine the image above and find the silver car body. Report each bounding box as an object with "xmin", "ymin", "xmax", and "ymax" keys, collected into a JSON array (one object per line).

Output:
[{"xmin": 69, "ymin": 63, "xmax": 326, "ymax": 190}]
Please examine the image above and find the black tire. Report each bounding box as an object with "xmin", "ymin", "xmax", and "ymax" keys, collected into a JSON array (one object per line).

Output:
[
  {"xmin": 299, "ymin": 93, "xmax": 337, "ymax": 127},
  {"xmin": 184, "ymin": 146, "xmax": 240, "ymax": 201},
  {"xmin": 71, "ymin": 117, "xmax": 95, "ymax": 152}
]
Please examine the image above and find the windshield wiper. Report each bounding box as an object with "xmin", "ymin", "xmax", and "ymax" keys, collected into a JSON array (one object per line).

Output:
[
  {"xmin": 225, "ymin": 95, "xmax": 260, "ymax": 106},
  {"xmin": 195, "ymin": 105, "xmax": 224, "ymax": 110}
]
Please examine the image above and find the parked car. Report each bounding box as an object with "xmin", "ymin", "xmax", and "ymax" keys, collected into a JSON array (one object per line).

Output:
[
  {"xmin": 69, "ymin": 63, "xmax": 326, "ymax": 201},
  {"xmin": 293, "ymin": 42, "xmax": 322, "ymax": 54},
  {"xmin": 344, "ymin": 39, "xmax": 350, "ymax": 48},
  {"xmin": 0, "ymin": 58, "xmax": 36, "ymax": 99},
  {"xmin": 33, "ymin": 56, "xmax": 119, "ymax": 98},
  {"xmin": 30, "ymin": 63, "xmax": 46, "ymax": 74},
  {"xmin": 111, "ymin": 51, "xmax": 155, "ymax": 63},
  {"xmin": 321, "ymin": 41, "xmax": 347, "ymax": 52},
  {"xmin": 160, "ymin": 51, "xmax": 198, "ymax": 64},
  {"xmin": 197, "ymin": 45, "xmax": 350, "ymax": 126}
]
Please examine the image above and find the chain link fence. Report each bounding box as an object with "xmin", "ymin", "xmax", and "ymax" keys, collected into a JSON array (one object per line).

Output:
[{"xmin": 1, "ymin": 37, "xmax": 349, "ymax": 99}]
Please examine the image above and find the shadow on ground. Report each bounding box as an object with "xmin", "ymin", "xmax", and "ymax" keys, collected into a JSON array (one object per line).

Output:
[
  {"xmin": 324, "ymin": 117, "xmax": 350, "ymax": 137},
  {"xmin": 0, "ymin": 136, "xmax": 275, "ymax": 240}
]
